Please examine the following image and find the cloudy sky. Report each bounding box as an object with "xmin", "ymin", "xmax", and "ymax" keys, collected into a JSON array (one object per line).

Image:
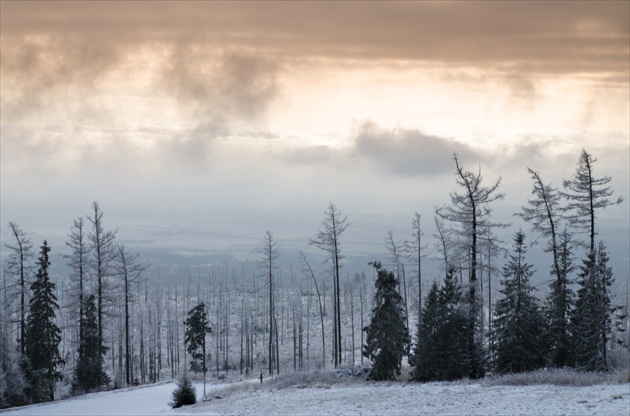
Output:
[{"xmin": 1, "ymin": 1, "xmax": 628, "ymax": 275}]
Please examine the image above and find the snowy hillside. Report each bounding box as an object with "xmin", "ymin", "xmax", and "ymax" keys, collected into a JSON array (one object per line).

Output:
[{"xmin": 2, "ymin": 375, "xmax": 628, "ymax": 416}]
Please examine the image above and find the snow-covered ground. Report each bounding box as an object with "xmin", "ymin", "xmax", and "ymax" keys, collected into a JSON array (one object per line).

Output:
[{"xmin": 2, "ymin": 377, "xmax": 629, "ymax": 416}]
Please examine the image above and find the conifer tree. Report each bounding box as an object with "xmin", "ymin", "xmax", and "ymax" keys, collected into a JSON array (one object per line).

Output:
[
  {"xmin": 543, "ymin": 228, "xmax": 575, "ymax": 367},
  {"xmin": 185, "ymin": 302, "xmax": 212, "ymax": 395},
  {"xmin": 492, "ymin": 232, "xmax": 544, "ymax": 374},
  {"xmin": 572, "ymin": 241, "xmax": 618, "ymax": 371},
  {"xmin": 362, "ymin": 262, "xmax": 410, "ymax": 380},
  {"xmin": 169, "ymin": 374, "xmax": 196, "ymax": 408},
  {"xmin": 435, "ymin": 155, "xmax": 505, "ymax": 378},
  {"xmin": 73, "ymin": 295, "xmax": 110, "ymax": 393},
  {"xmin": 25, "ymin": 241, "xmax": 64, "ymax": 402},
  {"xmin": 410, "ymin": 281, "xmax": 441, "ymax": 381},
  {"xmin": 411, "ymin": 267, "xmax": 469, "ymax": 381},
  {"xmin": 438, "ymin": 268, "xmax": 470, "ymax": 379}
]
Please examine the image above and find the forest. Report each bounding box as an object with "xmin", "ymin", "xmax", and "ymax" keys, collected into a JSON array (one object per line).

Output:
[{"xmin": 0, "ymin": 149, "xmax": 627, "ymax": 408}]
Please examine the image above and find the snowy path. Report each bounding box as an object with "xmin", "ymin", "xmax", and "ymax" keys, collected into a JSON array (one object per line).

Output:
[
  {"xmin": 2, "ymin": 379, "xmax": 629, "ymax": 415},
  {"xmin": 0, "ymin": 380, "xmax": 203, "ymax": 415}
]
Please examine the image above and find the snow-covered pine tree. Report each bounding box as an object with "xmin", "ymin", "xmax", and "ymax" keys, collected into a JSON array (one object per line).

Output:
[
  {"xmin": 362, "ymin": 262, "xmax": 410, "ymax": 380},
  {"xmin": 25, "ymin": 241, "xmax": 64, "ymax": 402},
  {"xmin": 492, "ymin": 231, "xmax": 544, "ymax": 374},
  {"xmin": 73, "ymin": 295, "xmax": 110, "ymax": 393}
]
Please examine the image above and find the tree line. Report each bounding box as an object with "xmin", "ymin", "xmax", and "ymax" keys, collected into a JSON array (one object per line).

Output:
[
  {"xmin": 0, "ymin": 149, "xmax": 626, "ymax": 406},
  {"xmin": 363, "ymin": 149, "xmax": 625, "ymax": 380}
]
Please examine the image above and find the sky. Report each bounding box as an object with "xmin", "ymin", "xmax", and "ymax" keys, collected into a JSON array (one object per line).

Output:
[{"xmin": 1, "ymin": 1, "xmax": 628, "ymax": 279}]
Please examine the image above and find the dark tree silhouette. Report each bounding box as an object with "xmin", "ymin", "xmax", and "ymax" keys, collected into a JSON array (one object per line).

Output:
[
  {"xmin": 363, "ymin": 262, "xmax": 410, "ymax": 380},
  {"xmin": 25, "ymin": 241, "xmax": 64, "ymax": 402}
]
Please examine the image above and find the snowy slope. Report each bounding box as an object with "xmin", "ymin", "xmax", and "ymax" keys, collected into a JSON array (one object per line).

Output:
[{"xmin": 2, "ymin": 379, "xmax": 628, "ymax": 416}]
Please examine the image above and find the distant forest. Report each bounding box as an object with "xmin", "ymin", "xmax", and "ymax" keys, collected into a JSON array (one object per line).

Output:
[{"xmin": 1, "ymin": 149, "xmax": 627, "ymax": 407}]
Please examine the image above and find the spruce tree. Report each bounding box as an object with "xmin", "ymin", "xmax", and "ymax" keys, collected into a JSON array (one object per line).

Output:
[
  {"xmin": 410, "ymin": 281, "xmax": 441, "ymax": 381},
  {"xmin": 25, "ymin": 241, "xmax": 64, "ymax": 402},
  {"xmin": 572, "ymin": 241, "xmax": 618, "ymax": 371},
  {"xmin": 169, "ymin": 374, "xmax": 196, "ymax": 408},
  {"xmin": 543, "ymin": 228, "xmax": 575, "ymax": 367},
  {"xmin": 185, "ymin": 302, "xmax": 212, "ymax": 395},
  {"xmin": 73, "ymin": 295, "xmax": 110, "ymax": 393},
  {"xmin": 411, "ymin": 267, "xmax": 469, "ymax": 381},
  {"xmin": 492, "ymin": 232, "xmax": 544, "ymax": 374},
  {"xmin": 362, "ymin": 262, "xmax": 410, "ymax": 381},
  {"xmin": 572, "ymin": 249, "xmax": 601, "ymax": 371},
  {"xmin": 438, "ymin": 268, "xmax": 470, "ymax": 380}
]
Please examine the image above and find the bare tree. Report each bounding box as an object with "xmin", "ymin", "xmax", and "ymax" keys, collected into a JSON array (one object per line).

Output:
[
  {"xmin": 259, "ymin": 231, "xmax": 279, "ymax": 375},
  {"xmin": 113, "ymin": 244, "xmax": 146, "ymax": 386},
  {"xmin": 435, "ymin": 155, "xmax": 506, "ymax": 307},
  {"xmin": 385, "ymin": 231, "xmax": 408, "ymax": 330},
  {"xmin": 435, "ymin": 155, "xmax": 507, "ymax": 378},
  {"xmin": 309, "ymin": 203, "xmax": 349, "ymax": 368},
  {"xmin": 5, "ymin": 222, "xmax": 33, "ymax": 356},
  {"xmin": 519, "ymin": 168, "xmax": 565, "ymax": 279},
  {"xmin": 299, "ymin": 251, "xmax": 325, "ymax": 369},
  {"xmin": 433, "ymin": 216, "xmax": 453, "ymax": 278},
  {"xmin": 562, "ymin": 149, "xmax": 623, "ymax": 253},
  {"xmin": 87, "ymin": 202, "xmax": 117, "ymax": 352},
  {"xmin": 64, "ymin": 217, "xmax": 89, "ymax": 358},
  {"xmin": 405, "ymin": 212, "xmax": 428, "ymax": 325}
]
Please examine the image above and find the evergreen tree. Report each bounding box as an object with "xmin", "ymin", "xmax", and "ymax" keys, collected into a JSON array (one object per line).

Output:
[
  {"xmin": 185, "ymin": 302, "xmax": 212, "ymax": 394},
  {"xmin": 1, "ymin": 359, "xmax": 28, "ymax": 407},
  {"xmin": 543, "ymin": 228, "xmax": 575, "ymax": 367},
  {"xmin": 572, "ymin": 241, "xmax": 618, "ymax": 371},
  {"xmin": 24, "ymin": 241, "xmax": 64, "ymax": 402},
  {"xmin": 410, "ymin": 267, "xmax": 470, "ymax": 381},
  {"xmin": 410, "ymin": 281, "xmax": 441, "ymax": 381},
  {"xmin": 435, "ymin": 155, "xmax": 506, "ymax": 379},
  {"xmin": 492, "ymin": 232, "xmax": 544, "ymax": 374},
  {"xmin": 169, "ymin": 374, "xmax": 196, "ymax": 408},
  {"xmin": 73, "ymin": 295, "xmax": 110, "ymax": 393},
  {"xmin": 438, "ymin": 268, "xmax": 470, "ymax": 380},
  {"xmin": 362, "ymin": 262, "xmax": 410, "ymax": 380}
]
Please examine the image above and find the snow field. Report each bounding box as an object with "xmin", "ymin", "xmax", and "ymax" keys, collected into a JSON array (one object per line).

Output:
[{"xmin": 2, "ymin": 377, "xmax": 628, "ymax": 416}]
